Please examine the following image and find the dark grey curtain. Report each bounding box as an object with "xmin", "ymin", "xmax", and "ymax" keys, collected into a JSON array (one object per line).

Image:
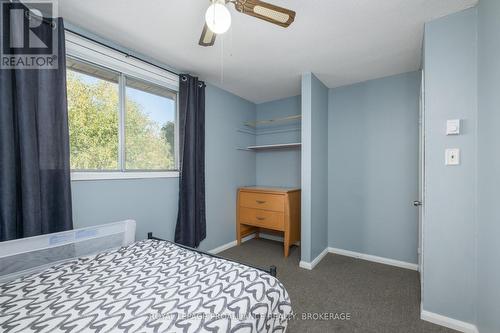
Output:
[
  {"xmin": 0, "ymin": 17, "xmax": 73, "ymax": 241},
  {"xmin": 175, "ymin": 74, "xmax": 206, "ymax": 247}
]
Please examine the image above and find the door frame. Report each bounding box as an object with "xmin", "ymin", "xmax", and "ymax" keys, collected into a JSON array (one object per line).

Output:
[{"xmin": 418, "ymin": 69, "xmax": 426, "ymax": 302}]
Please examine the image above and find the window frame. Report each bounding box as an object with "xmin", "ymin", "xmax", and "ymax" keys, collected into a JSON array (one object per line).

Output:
[{"xmin": 65, "ymin": 32, "xmax": 180, "ymax": 181}]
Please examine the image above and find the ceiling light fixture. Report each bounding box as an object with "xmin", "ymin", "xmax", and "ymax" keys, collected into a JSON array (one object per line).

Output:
[{"xmin": 205, "ymin": 0, "xmax": 232, "ymax": 34}]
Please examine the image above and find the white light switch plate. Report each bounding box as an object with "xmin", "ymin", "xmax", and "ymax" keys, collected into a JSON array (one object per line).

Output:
[
  {"xmin": 445, "ymin": 148, "xmax": 460, "ymax": 165},
  {"xmin": 446, "ymin": 119, "xmax": 461, "ymax": 135}
]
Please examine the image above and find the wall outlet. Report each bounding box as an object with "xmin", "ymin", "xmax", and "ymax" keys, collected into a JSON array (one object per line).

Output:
[{"xmin": 445, "ymin": 148, "xmax": 460, "ymax": 165}]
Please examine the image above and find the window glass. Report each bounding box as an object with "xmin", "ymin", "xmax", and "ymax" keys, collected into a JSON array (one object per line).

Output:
[
  {"xmin": 66, "ymin": 57, "xmax": 120, "ymax": 170},
  {"xmin": 125, "ymin": 77, "xmax": 176, "ymax": 170}
]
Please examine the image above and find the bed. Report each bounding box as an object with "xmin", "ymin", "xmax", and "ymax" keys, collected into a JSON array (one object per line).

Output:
[{"xmin": 0, "ymin": 221, "xmax": 292, "ymax": 332}]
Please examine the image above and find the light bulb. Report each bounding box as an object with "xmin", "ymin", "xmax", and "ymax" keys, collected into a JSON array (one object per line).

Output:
[{"xmin": 205, "ymin": 2, "xmax": 231, "ymax": 34}]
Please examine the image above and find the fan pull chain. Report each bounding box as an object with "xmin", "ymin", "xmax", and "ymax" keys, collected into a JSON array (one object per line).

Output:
[
  {"xmin": 229, "ymin": 23, "xmax": 233, "ymax": 58},
  {"xmin": 220, "ymin": 33, "xmax": 224, "ymax": 85}
]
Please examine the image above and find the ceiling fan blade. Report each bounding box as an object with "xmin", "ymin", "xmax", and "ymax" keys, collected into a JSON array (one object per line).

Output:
[
  {"xmin": 235, "ymin": 0, "xmax": 296, "ymax": 27},
  {"xmin": 199, "ymin": 24, "xmax": 216, "ymax": 47}
]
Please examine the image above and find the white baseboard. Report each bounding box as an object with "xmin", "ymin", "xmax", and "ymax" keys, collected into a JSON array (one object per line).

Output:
[
  {"xmin": 421, "ymin": 310, "xmax": 478, "ymax": 333},
  {"xmin": 299, "ymin": 248, "xmax": 329, "ymax": 270},
  {"xmin": 328, "ymin": 247, "xmax": 419, "ymax": 271},
  {"xmin": 209, "ymin": 232, "xmax": 300, "ymax": 254},
  {"xmin": 212, "ymin": 239, "xmax": 416, "ymax": 272},
  {"xmin": 208, "ymin": 234, "xmax": 255, "ymax": 254},
  {"xmin": 208, "ymin": 240, "xmax": 237, "ymax": 254}
]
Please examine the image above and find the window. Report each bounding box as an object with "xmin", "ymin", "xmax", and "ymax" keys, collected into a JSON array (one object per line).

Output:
[{"xmin": 65, "ymin": 32, "xmax": 179, "ymax": 180}]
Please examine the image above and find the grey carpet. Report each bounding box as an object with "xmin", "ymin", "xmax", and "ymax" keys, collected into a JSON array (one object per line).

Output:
[{"xmin": 219, "ymin": 238, "xmax": 457, "ymax": 333}]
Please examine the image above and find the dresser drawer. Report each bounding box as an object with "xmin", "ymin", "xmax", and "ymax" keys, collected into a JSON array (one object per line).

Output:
[
  {"xmin": 239, "ymin": 207, "xmax": 284, "ymax": 231},
  {"xmin": 239, "ymin": 192, "xmax": 285, "ymax": 212}
]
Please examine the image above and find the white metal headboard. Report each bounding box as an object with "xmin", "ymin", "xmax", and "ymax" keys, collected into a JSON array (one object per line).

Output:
[{"xmin": 0, "ymin": 220, "xmax": 136, "ymax": 283}]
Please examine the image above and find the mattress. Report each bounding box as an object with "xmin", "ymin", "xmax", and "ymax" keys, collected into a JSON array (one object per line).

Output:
[{"xmin": 0, "ymin": 239, "xmax": 292, "ymax": 333}]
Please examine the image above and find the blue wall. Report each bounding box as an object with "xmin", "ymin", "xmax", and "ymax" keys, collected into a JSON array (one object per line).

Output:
[
  {"xmin": 422, "ymin": 8, "xmax": 478, "ymax": 324},
  {"xmin": 72, "ymin": 83, "xmax": 256, "ymax": 251},
  {"xmin": 310, "ymin": 75, "xmax": 329, "ymax": 261},
  {"xmin": 71, "ymin": 178, "xmax": 178, "ymax": 241},
  {"xmin": 203, "ymin": 85, "xmax": 256, "ymax": 250},
  {"xmin": 255, "ymin": 96, "xmax": 301, "ymax": 188},
  {"xmin": 301, "ymin": 73, "xmax": 329, "ymax": 263},
  {"xmin": 477, "ymin": 0, "xmax": 500, "ymax": 332},
  {"xmin": 328, "ymin": 72, "xmax": 420, "ymax": 264}
]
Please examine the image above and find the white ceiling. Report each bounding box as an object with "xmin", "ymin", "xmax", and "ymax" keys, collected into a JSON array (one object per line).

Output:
[{"xmin": 59, "ymin": 0, "xmax": 477, "ymax": 103}]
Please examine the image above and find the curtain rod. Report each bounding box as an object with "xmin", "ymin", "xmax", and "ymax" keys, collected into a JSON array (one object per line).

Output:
[{"xmin": 64, "ymin": 28, "xmax": 180, "ymax": 77}]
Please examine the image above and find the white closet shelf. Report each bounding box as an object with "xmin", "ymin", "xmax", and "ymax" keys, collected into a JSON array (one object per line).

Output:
[
  {"xmin": 246, "ymin": 143, "xmax": 301, "ymax": 151},
  {"xmin": 244, "ymin": 115, "xmax": 301, "ymax": 128}
]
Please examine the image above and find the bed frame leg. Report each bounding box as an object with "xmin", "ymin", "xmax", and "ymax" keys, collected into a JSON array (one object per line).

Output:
[
  {"xmin": 147, "ymin": 232, "xmax": 153, "ymax": 239},
  {"xmin": 270, "ymin": 265, "xmax": 277, "ymax": 277}
]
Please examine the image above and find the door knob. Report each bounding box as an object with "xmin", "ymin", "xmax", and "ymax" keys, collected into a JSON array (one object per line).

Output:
[{"xmin": 413, "ymin": 201, "xmax": 423, "ymax": 207}]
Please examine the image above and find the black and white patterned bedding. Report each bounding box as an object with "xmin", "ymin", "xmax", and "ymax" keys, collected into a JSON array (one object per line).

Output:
[{"xmin": 0, "ymin": 239, "xmax": 292, "ymax": 332}]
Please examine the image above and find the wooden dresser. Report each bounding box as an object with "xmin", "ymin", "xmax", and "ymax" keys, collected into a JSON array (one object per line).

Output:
[{"xmin": 237, "ymin": 187, "xmax": 300, "ymax": 257}]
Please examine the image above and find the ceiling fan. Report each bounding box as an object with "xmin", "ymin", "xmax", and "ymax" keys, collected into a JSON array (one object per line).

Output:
[{"xmin": 199, "ymin": 0, "xmax": 296, "ymax": 47}]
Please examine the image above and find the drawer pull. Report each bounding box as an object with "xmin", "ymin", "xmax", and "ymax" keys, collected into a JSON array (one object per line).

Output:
[
  {"xmin": 256, "ymin": 217, "xmax": 266, "ymax": 221},
  {"xmin": 256, "ymin": 200, "xmax": 266, "ymax": 204}
]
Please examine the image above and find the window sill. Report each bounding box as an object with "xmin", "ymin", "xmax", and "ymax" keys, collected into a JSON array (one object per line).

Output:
[{"xmin": 71, "ymin": 171, "xmax": 180, "ymax": 181}]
